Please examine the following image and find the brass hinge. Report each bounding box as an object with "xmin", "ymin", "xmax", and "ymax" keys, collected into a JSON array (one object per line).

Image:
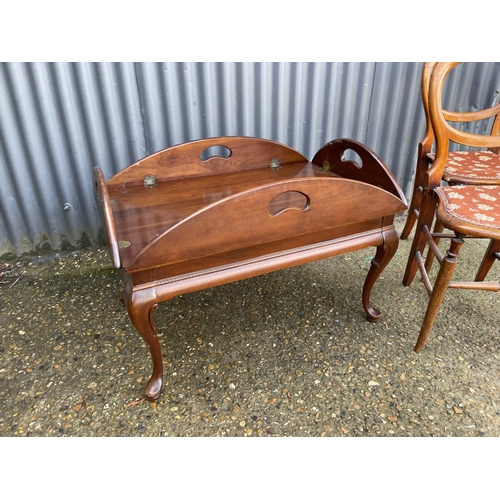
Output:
[
  {"xmin": 270, "ymin": 158, "xmax": 281, "ymax": 169},
  {"xmin": 144, "ymin": 174, "xmax": 157, "ymax": 187}
]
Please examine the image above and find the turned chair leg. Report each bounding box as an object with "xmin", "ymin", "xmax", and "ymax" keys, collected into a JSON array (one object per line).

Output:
[
  {"xmin": 403, "ymin": 226, "xmax": 428, "ymax": 287},
  {"xmin": 362, "ymin": 228, "xmax": 399, "ymax": 322},
  {"xmin": 424, "ymin": 218, "xmax": 444, "ymax": 275},
  {"xmin": 403, "ymin": 193, "xmax": 437, "ymax": 287},
  {"xmin": 401, "ymin": 152, "xmax": 431, "ymax": 241},
  {"xmin": 401, "ymin": 188, "xmax": 422, "ymax": 240},
  {"xmin": 125, "ymin": 289, "xmax": 164, "ymax": 400},
  {"xmin": 414, "ymin": 235, "xmax": 464, "ymax": 352},
  {"xmin": 475, "ymin": 239, "xmax": 500, "ymax": 282}
]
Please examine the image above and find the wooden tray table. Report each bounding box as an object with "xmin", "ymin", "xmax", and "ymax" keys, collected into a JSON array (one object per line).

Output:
[{"xmin": 94, "ymin": 136, "xmax": 407, "ymax": 399}]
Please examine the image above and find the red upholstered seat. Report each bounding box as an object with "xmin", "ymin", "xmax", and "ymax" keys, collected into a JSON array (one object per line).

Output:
[
  {"xmin": 435, "ymin": 185, "xmax": 500, "ymax": 233},
  {"xmin": 427, "ymin": 151, "xmax": 500, "ymax": 183}
]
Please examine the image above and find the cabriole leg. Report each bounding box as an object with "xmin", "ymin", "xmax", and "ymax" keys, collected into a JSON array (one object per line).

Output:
[
  {"xmin": 125, "ymin": 288, "xmax": 164, "ymax": 400},
  {"xmin": 362, "ymin": 228, "xmax": 399, "ymax": 322}
]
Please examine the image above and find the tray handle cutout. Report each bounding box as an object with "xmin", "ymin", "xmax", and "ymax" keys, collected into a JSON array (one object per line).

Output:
[
  {"xmin": 341, "ymin": 148, "xmax": 363, "ymax": 169},
  {"xmin": 199, "ymin": 145, "xmax": 232, "ymax": 161},
  {"xmin": 268, "ymin": 190, "xmax": 310, "ymax": 216}
]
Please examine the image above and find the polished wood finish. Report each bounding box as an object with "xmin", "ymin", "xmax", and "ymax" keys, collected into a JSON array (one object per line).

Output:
[
  {"xmin": 402, "ymin": 62, "xmax": 500, "ymax": 352},
  {"xmin": 95, "ymin": 136, "xmax": 407, "ymax": 399}
]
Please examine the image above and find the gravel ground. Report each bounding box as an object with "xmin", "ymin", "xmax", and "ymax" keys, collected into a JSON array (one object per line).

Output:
[{"xmin": 1, "ymin": 215, "xmax": 499, "ymax": 438}]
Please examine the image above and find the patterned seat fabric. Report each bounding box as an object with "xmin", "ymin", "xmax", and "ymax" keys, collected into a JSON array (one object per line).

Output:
[
  {"xmin": 436, "ymin": 184, "xmax": 500, "ymax": 230},
  {"xmin": 428, "ymin": 151, "xmax": 500, "ymax": 182}
]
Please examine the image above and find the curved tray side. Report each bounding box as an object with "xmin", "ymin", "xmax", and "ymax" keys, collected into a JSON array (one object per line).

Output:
[
  {"xmin": 107, "ymin": 136, "xmax": 309, "ymax": 188},
  {"xmin": 93, "ymin": 167, "xmax": 121, "ymax": 269},
  {"xmin": 312, "ymin": 138, "xmax": 407, "ymax": 203},
  {"xmin": 125, "ymin": 177, "xmax": 407, "ymax": 272}
]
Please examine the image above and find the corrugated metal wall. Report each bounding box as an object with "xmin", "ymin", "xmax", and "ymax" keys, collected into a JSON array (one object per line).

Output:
[{"xmin": 1, "ymin": 62, "xmax": 500, "ymax": 258}]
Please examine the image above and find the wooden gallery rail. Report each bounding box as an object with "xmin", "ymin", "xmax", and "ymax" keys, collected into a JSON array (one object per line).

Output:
[{"xmin": 94, "ymin": 137, "xmax": 407, "ymax": 399}]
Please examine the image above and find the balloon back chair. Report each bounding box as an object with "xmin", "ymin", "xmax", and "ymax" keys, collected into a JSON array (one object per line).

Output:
[
  {"xmin": 401, "ymin": 62, "xmax": 500, "ymax": 240},
  {"xmin": 402, "ymin": 62, "xmax": 500, "ymax": 352},
  {"xmin": 401, "ymin": 62, "xmax": 500, "ymax": 281}
]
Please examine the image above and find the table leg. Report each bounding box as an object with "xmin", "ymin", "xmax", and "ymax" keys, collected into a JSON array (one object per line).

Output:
[
  {"xmin": 362, "ymin": 227, "xmax": 399, "ymax": 322},
  {"xmin": 125, "ymin": 287, "xmax": 164, "ymax": 400}
]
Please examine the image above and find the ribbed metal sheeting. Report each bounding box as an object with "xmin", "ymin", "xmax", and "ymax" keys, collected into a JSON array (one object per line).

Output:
[{"xmin": 1, "ymin": 62, "xmax": 499, "ymax": 258}]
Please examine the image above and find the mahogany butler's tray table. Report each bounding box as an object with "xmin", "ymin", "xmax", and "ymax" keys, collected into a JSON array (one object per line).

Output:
[{"xmin": 94, "ymin": 137, "xmax": 407, "ymax": 399}]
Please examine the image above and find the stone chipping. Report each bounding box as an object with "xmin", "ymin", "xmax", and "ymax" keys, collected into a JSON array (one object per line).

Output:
[{"xmin": 1, "ymin": 216, "xmax": 499, "ymax": 437}]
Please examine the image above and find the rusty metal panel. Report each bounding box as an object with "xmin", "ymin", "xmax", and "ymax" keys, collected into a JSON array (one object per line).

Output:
[{"xmin": 1, "ymin": 62, "xmax": 499, "ymax": 257}]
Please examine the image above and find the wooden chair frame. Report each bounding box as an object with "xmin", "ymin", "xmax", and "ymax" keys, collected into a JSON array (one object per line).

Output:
[
  {"xmin": 401, "ymin": 62, "xmax": 500, "ymax": 281},
  {"xmin": 403, "ymin": 62, "xmax": 500, "ymax": 352}
]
